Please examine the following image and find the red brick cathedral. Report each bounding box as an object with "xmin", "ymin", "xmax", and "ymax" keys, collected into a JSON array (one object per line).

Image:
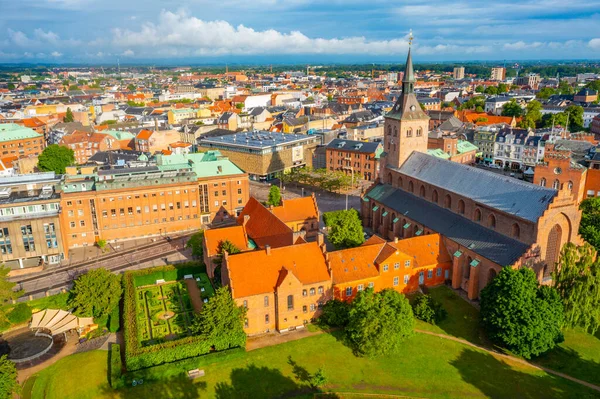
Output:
[{"xmin": 361, "ymin": 45, "xmax": 582, "ymax": 300}]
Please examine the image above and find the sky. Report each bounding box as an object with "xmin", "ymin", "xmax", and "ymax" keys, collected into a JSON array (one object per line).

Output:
[{"xmin": 1, "ymin": 0, "xmax": 600, "ymax": 64}]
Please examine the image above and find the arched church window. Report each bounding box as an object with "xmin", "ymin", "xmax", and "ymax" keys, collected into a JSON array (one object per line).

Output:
[
  {"xmin": 406, "ymin": 128, "xmax": 413, "ymax": 138},
  {"xmin": 553, "ymin": 179, "xmax": 560, "ymax": 189},
  {"xmin": 416, "ymin": 128, "xmax": 423, "ymax": 137},
  {"xmin": 540, "ymin": 178, "xmax": 546, "ymax": 187}
]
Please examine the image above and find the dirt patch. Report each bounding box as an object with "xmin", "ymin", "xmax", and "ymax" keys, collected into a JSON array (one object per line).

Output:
[{"xmin": 184, "ymin": 278, "xmax": 203, "ymax": 314}]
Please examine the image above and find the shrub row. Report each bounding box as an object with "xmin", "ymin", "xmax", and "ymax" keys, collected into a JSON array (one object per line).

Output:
[
  {"xmin": 122, "ymin": 347, "xmax": 246, "ymax": 384},
  {"xmin": 124, "ymin": 263, "xmax": 226, "ymax": 371},
  {"xmin": 133, "ymin": 262, "xmax": 206, "ymax": 287},
  {"xmin": 110, "ymin": 344, "xmax": 124, "ymax": 389},
  {"xmin": 108, "ymin": 305, "xmax": 120, "ymax": 333}
]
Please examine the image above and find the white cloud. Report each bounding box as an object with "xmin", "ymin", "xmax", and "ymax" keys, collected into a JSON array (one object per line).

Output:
[
  {"xmin": 590, "ymin": 38, "xmax": 600, "ymax": 49},
  {"xmin": 122, "ymin": 49, "xmax": 134, "ymax": 56},
  {"xmin": 50, "ymin": 51, "xmax": 63, "ymax": 57},
  {"xmin": 503, "ymin": 41, "xmax": 543, "ymax": 50}
]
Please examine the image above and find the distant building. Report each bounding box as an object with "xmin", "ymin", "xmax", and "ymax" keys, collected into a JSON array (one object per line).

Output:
[
  {"xmin": 574, "ymin": 88, "xmax": 598, "ymax": 104},
  {"xmin": 484, "ymin": 96, "xmax": 512, "ymax": 115},
  {"xmin": 515, "ymin": 74, "xmax": 540, "ymax": 89},
  {"xmin": 490, "ymin": 67, "xmax": 506, "ymax": 81},
  {"xmin": 59, "ymin": 131, "xmax": 115, "ymax": 165},
  {"xmin": 453, "ymin": 67, "xmax": 465, "ymax": 80},
  {"xmin": 493, "ymin": 128, "xmax": 531, "ymax": 170},
  {"xmin": 0, "ymin": 124, "xmax": 45, "ymax": 159}
]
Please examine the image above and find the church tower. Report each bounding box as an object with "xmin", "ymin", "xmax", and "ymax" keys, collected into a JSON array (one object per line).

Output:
[{"xmin": 381, "ymin": 34, "xmax": 430, "ymax": 176}]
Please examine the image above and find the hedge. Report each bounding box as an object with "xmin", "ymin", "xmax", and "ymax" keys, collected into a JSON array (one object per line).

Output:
[
  {"xmin": 110, "ymin": 344, "xmax": 124, "ymax": 389},
  {"xmin": 108, "ymin": 305, "xmax": 120, "ymax": 333},
  {"xmin": 133, "ymin": 262, "xmax": 206, "ymax": 287},
  {"xmin": 122, "ymin": 347, "xmax": 246, "ymax": 384},
  {"xmin": 123, "ymin": 262, "xmax": 240, "ymax": 371}
]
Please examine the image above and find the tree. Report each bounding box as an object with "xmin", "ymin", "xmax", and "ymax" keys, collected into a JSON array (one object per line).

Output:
[
  {"xmin": 480, "ymin": 267, "xmax": 564, "ymax": 359},
  {"xmin": 127, "ymin": 84, "xmax": 136, "ymax": 91},
  {"xmin": 186, "ymin": 230, "xmax": 205, "ymax": 259},
  {"xmin": 346, "ymin": 288, "xmax": 414, "ymax": 357},
  {"xmin": 0, "ymin": 355, "xmax": 20, "ymax": 399},
  {"xmin": 68, "ymin": 268, "xmax": 122, "ymax": 318},
  {"xmin": 213, "ymin": 240, "xmax": 241, "ymax": 285},
  {"xmin": 585, "ymin": 80, "xmax": 600, "ymax": 92},
  {"xmin": 325, "ymin": 209, "xmax": 365, "ymax": 249},
  {"xmin": 7, "ymin": 83, "xmax": 15, "ymax": 90},
  {"xmin": 497, "ymin": 83, "xmax": 508, "ymax": 94},
  {"xmin": 520, "ymin": 100, "xmax": 543, "ymax": 129},
  {"xmin": 191, "ymin": 286, "xmax": 246, "ymax": 350},
  {"xmin": 0, "ymin": 265, "xmax": 22, "ymax": 326},
  {"xmin": 309, "ymin": 367, "xmax": 327, "ymax": 388},
  {"xmin": 558, "ymin": 80, "xmax": 574, "ymax": 95},
  {"xmin": 580, "ymin": 198, "xmax": 600, "ymax": 252},
  {"xmin": 536, "ymin": 87, "xmax": 556, "ymax": 100},
  {"xmin": 564, "ymin": 105, "xmax": 584, "ymax": 132},
  {"xmin": 484, "ymin": 86, "xmax": 498, "ymax": 95},
  {"xmin": 475, "ymin": 85, "xmax": 484, "ymax": 93},
  {"xmin": 319, "ymin": 299, "xmax": 351, "ymax": 327},
  {"xmin": 267, "ymin": 185, "xmax": 281, "ymax": 206},
  {"xmin": 37, "ymin": 144, "xmax": 75, "ymax": 174},
  {"xmin": 412, "ymin": 293, "xmax": 447, "ymax": 325},
  {"xmin": 501, "ymin": 99, "xmax": 523, "ymax": 117},
  {"xmin": 554, "ymin": 243, "xmax": 600, "ymax": 335},
  {"xmin": 63, "ymin": 107, "xmax": 74, "ymax": 122}
]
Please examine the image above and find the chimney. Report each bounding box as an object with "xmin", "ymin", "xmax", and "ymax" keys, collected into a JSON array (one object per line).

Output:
[
  {"xmin": 394, "ymin": 237, "xmax": 398, "ymax": 243},
  {"xmin": 243, "ymin": 214, "xmax": 250, "ymax": 226},
  {"xmin": 265, "ymin": 245, "xmax": 271, "ymax": 255},
  {"xmin": 317, "ymin": 232, "xmax": 324, "ymax": 247}
]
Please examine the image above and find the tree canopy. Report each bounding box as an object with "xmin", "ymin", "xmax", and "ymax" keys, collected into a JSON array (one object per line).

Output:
[
  {"xmin": 37, "ymin": 144, "xmax": 75, "ymax": 174},
  {"xmin": 520, "ymin": 100, "xmax": 543, "ymax": 129},
  {"xmin": 554, "ymin": 243, "xmax": 600, "ymax": 335},
  {"xmin": 191, "ymin": 286, "xmax": 246, "ymax": 350},
  {"xmin": 480, "ymin": 267, "xmax": 564, "ymax": 359},
  {"xmin": 63, "ymin": 107, "xmax": 74, "ymax": 122},
  {"xmin": 536, "ymin": 87, "xmax": 556, "ymax": 100},
  {"xmin": 324, "ymin": 209, "xmax": 365, "ymax": 249},
  {"xmin": 579, "ymin": 197, "xmax": 600, "ymax": 251},
  {"xmin": 267, "ymin": 185, "xmax": 282, "ymax": 207},
  {"xmin": 484, "ymin": 86, "xmax": 498, "ymax": 95},
  {"xmin": 0, "ymin": 355, "xmax": 20, "ymax": 399},
  {"xmin": 186, "ymin": 230, "xmax": 205, "ymax": 259},
  {"xmin": 68, "ymin": 268, "xmax": 122, "ymax": 318},
  {"xmin": 346, "ymin": 288, "xmax": 414, "ymax": 357},
  {"xmin": 501, "ymin": 99, "xmax": 523, "ymax": 117}
]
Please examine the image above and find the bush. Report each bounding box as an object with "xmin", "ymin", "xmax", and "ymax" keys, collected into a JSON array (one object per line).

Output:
[
  {"xmin": 108, "ymin": 305, "xmax": 120, "ymax": 333},
  {"xmin": 7, "ymin": 303, "xmax": 32, "ymax": 325},
  {"xmin": 110, "ymin": 344, "xmax": 123, "ymax": 389},
  {"xmin": 133, "ymin": 263, "xmax": 206, "ymax": 287},
  {"xmin": 319, "ymin": 299, "xmax": 350, "ymax": 327},
  {"xmin": 412, "ymin": 293, "xmax": 447, "ymax": 325}
]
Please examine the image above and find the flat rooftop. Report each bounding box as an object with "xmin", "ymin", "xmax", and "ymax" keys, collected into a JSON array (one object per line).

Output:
[{"xmin": 199, "ymin": 131, "xmax": 315, "ymax": 150}]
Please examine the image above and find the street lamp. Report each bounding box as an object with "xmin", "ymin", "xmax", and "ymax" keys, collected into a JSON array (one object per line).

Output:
[{"xmin": 345, "ymin": 165, "xmax": 354, "ymax": 211}]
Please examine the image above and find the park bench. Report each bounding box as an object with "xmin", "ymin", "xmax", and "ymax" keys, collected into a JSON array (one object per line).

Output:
[{"xmin": 188, "ymin": 369, "xmax": 205, "ymax": 379}]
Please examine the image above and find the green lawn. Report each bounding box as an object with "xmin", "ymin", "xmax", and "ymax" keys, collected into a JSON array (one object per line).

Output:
[
  {"xmin": 24, "ymin": 331, "xmax": 599, "ymax": 399},
  {"xmin": 410, "ymin": 285, "xmax": 488, "ymax": 346},
  {"xmin": 534, "ymin": 328, "xmax": 600, "ymax": 386}
]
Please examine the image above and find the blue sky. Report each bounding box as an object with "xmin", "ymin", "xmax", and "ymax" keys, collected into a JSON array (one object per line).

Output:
[{"xmin": 1, "ymin": 0, "xmax": 600, "ymax": 63}]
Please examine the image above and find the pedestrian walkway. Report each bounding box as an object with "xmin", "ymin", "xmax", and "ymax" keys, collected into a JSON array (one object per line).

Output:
[{"xmin": 246, "ymin": 327, "xmax": 327, "ymax": 351}]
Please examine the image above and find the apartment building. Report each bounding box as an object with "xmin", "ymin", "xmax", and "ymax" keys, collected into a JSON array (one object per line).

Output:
[
  {"xmin": 453, "ymin": 67, "xmax": 465, "ymax": 80},
  {"xmin": 60, "ymin": 131, "xmax": 116, "ymax": 164},
  {"xmin": 326, "ymin": 139, "xmax": 382, "ymax": 181},
  {"xmin": 0, "ymin": 124, "xmax": 45, "ymax": 159},
  {"xmin": 0, "ymin": 173, "xmax": 67, "ymax": 274},
  {"xmin": 490, "ymin": 67, "xmax": 506, "ymax": 81}
]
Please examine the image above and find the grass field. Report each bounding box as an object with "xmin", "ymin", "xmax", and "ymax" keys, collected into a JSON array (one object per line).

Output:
[{"xmin": 24, "ymin": 330, "xmax": 599, "ymax": 399}]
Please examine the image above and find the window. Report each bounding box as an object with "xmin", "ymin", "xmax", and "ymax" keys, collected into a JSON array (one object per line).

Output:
[
  {"xmin": 265, "ymin": 314, "xmax": 269, "ymax": 324},
  {"xmin": 406, "ymin": 128, "xmax": 413, "ymax": 137},
  {"xmin": 70, "ymin": 221, "xmax": 75, "ymax": 228},
  {"xmin": 419, "ymin": 185, "xmax": 426, "ymax": 197},
  {"xmin": 287, "ymin": 295, "xmax": 294, "ymax": 310},
  {"xmin": 102, "ymin": 210, "xmax": 107, "ymax": 218},
  {"xmin": 0, "ymin": 228, "xmax": 12, "ymax": 254},
  {"xmin": 264, "ymin": 296, "xmax": 269, "ymax": 307},
  {"xmin": 238, "ymin": 189, "xmax": 242, "ymax": 195},
  {"xmin": 393, "ymin": 276, "xmax": 399, "ymax": 286},
  {"xmin": 318, "ymin": 286, "xmax": 324, "ymax": 294},
  {"xmin": 243, "ymin": 300, "xmax": 248, "ymax": 308},
  {"xmin": 488, "ymin": 214, "xmax": 496, "ymax": 229},
  {"xmin": 80, "ymin": 220, "xmax": 85, "ymax": 227},
  {"xmin": 408, "ymin": 181, "xmax": 414, "ymax": 192},
  {"xmin": 432, "ymin": 190, "xmax": 438, "ymax": 203},
  {"xmin": 404, "ymin": 260, "xmax": 410, "ymax": 268},
  {"xmin": 302, "ymin": 289, "xmax": 307, "ymax": 297},
  {"xmin": 512, "ymin": 223, "xmax": 520, "ymax": 239},
  {"xmin": 310, "ymin": 288, "xmax": 315, "ymax": 296},
  {"xmin": 416, "ymin": 128, "xmax": 422, "ymax": 137},
  {"xmin": 404, "ymin": 275, "xmax": 409, "ymax": 284},
  {"xmin": 394, "ymin": 262, "xmax": 400, "ymax": 269},
  {"xmin": 567, "ymin": 181, "xmax": 573, "ymax": 191},
  {"xmin": 553, "ymin": 179, "xmax": 560, "ymax": 189},
  {"xmin": 303, "ymin": 305, "xmax": 307, "ymax": 313},
  {"xmin": 474, "ymin": 208, "xmax": 481, "ymax": 222},
  {"xmin": 368, "ymin": 282, "xmax": 374, "ymax": 288},
  {"xmin": 383, "ymin": 264, "xmax": 389, "ymax": 272},
  {"xmin": 21, "ymin": 225, "xmax": 35, "ymax": 252},
  {"xmin": 428, "ymin": 269, "xmax": 433, "ymax": 279},
  {"xmin": 540, "ymin": 178, "xmax": 546, "ymax": 187},
  {"xmin": 244, "ymin": 318, "xmax": 248, "ymax": 328},
  {"xmin": 345, "ymin": 286, "xmax": 352, "ymax": 297},
  {"xmin": 437, "ymin": 268, "xmax": 442, "ymax": 277},
  {"xmin": 444, "ymin": 194, "xmax": 452, "ymax": 209},
  {"xmin": 357, "ymin": 284, "xmax": 364, "ymax": 292},
  {"xmin": 458, "ymin": 199, "xmax": 465, "ymax": 215}
]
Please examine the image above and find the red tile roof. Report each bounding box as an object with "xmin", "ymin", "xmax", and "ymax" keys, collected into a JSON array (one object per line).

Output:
[
  {"xmin": 226, "ymin": 242, "xmax": 330, "ymax": 298},
  {"xmin": 204, "ymin": 225, "xmax": 249, "ymax": 257},
  {"xmin": 270, "ymin": 196, "xmax": 319, "ymax": 223},
  {"xmin": 236, "ymin": 197, "xmax": 294, "ymax": 248},
  {"xmin": 392, "ymin": 234, "xmax": 452, "ymax": 268},
  {"xmin": 329, "ymin": 244, "xmax": 382, "ymax": 284}
]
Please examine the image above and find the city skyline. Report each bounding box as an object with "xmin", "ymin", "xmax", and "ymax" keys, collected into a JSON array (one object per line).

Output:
[{"xmin": 1, "ymin": 0, "xmax": 600, "ymax": 63}]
